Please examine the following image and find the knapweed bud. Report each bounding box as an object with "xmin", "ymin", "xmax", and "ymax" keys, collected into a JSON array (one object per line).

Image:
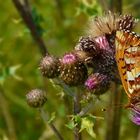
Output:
[
  {"xmin": 60, "ymin": 52, "xmax": 88, "ymax": 86},
  {"xmin": 26, "ymin": 89, "xmax": 47, "ymax": 108},
  {"xmin": 119, "ymin": 14, "xmax": 138, "ymax": 31},
  {"xmin": 39, "ymin": 55, "xmax": 60, "ymax": 78},
  {"xmin": 85, "ymin": 73, "xmax": 110, "ymax": 95}
]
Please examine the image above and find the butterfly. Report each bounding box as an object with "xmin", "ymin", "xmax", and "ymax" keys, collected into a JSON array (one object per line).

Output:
[{"xmin": 115, "ymin": 29, "xmax": 140, "ymax": 125}]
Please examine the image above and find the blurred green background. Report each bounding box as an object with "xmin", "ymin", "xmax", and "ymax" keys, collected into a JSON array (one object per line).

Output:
[{"xmin": 0, "ymin": 0, "xmax": 140, "ymax": 140}]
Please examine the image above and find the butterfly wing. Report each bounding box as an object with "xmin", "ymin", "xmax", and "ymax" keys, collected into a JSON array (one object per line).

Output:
[{"xmin": 115, "ymin": 30, "xmax": 140, "ymax": 97}]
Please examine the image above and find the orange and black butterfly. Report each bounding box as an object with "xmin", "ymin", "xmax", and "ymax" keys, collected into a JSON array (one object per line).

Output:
[{"xmin": 115, "ymin": 30, "xmax": 140, "ymax": 125}]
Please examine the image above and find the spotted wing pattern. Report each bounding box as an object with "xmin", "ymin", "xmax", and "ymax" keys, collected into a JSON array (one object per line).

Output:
[{"xmin": 115, "ymin": 30, "xmax": 140, "ymax": 97}]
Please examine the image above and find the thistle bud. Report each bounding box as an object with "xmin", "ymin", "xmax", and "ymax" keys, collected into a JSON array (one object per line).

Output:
[
  {"xmin": 75, "ymin": 37, "xmax": 101, "ymax": 66},
  {"xmin": 75, "ymin": 36, "xmax": 100, "ymax": 56},
  {"xmin": 60, "ymin": 52, "xmax": 88, "ymax": 86},
  {"xmin": 39, "ymin": 55, "xmax": 60, "ymax": 78},
  {"xmin": 85, "ymin": 73, "xmax": 110, "ymax": 95},
  {"xmin": 119, "ymin": 14, "xmax": 138, "ymax": 31},
  {"xmin": 26, "ymin": 89, "xmax": 47, "ymax": 108}
]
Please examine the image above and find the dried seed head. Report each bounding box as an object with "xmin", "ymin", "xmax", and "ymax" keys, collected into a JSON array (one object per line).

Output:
[
  {"xmin": 119, "ymin": 14, "xmax": 138, "ymax": 31},
  {"xmin": 60, "ymin": 52, "xmax": 88, "ymax": 86},
  {"xmin": 87, "ymin": 12, "xmax": 138, "ymax": 38},
  {"xmin": 85, "ymin": 73, "xmax": 110, "ymax": 95},
  {"xmin": 87, "ymin": 11, "xmax": 119, "ymax": 38},
  {"xmin": 39, "ymin": 55, "xmax": 60, "ymax": 78},
  {"xmin": 26, "ymin": 89, "xmax": 47, "ymax": 108}
]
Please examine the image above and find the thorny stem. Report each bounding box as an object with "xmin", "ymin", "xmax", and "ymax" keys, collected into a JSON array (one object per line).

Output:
[
  {"xmin": 73, "ymin": 88, "xmax": 82, "ymax": 140},
  {"xmin": 12, "ymin": 0, "xmax": 49, "ymax": 56},
  {"xmin": 78, "ymin": 101, "xmax": 94, "ymax": 117},
  {"xmin": 54, "ymin": 78, "xmax": 75, "ymax": 97},
  {"xmin": 78, "ymin": 97, "xmax": 98, "ymax": 117},
  {"xmin": 39, "ymin": 108, "xmax": 64, "ymax": 140}
]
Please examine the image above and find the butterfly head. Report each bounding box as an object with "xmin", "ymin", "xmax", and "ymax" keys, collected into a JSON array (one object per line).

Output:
[{"xmin": 128, "ymin": 94, "xmax": 140, "ymax": 107}]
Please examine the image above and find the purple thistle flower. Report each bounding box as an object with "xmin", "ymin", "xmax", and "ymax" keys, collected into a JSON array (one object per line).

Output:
[
  {"xmin": 61, "ymin": 53, "xmax": 77, "ymax": 64},
  {"xmin": 95, "ymin": 36, "xmax": 111, "ymax": 51},
  {"xmin": 85, "ymin": 74, "xmax": 98, "ymax": 90},
  {"xmin": 60, "ymin": 52, "xmax": 88, "ymax": 86},
  {"xmin": 85, "ymin": 73, "xmax": 109, "ymax": 90}
]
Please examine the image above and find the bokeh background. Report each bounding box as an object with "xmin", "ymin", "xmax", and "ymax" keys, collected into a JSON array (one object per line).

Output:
[{"xmin": 0, "ymin": 0, "xmax": 140, "ymax": 140}]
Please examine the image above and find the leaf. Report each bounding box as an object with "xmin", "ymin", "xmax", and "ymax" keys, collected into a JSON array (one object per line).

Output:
[
  {"xmin": 57, "ymin": 104, "xmax": 66, "ymax": 117},
  {"xmin": 73, "ymin": 115, "xmax": 81, "ymax": 124},
  {"xmin": 9, "ymin": 65, "xmax": 22, "ymax": 81},
  {"xmin": 86, "ymin": 7, "xmax": 98, "ymax": 16},
  {"xmin": 48, "ymin": 112, "xmax": 56, "ymax": 124},
  {"xmin": 65, "ymin": 115, "xmax": 81, "ymax": 130},
  {"xmin": 80, "ymin": 115, "xmax": 97, "ymax": 139},
  {"xmin": 0, "ymin": 68, "xmax": 7, "ymax": 85},
  {"xmin": 31, "ymin": 7, "xmax": 44, "ymax": 36},
  {"xmin": 0, "ymin": 74, "xmax": 5, "ymax": 85},
  {"xmin": 0, "ymin": 64, "xmax": 22, "ymax": 85},
  {"xmin": 65, "ymin": 119, "xmax": 76, "ymax": 130},
  {"xmin": 12, "ymin": 18, "xmax": 22, "ymax": 24}
]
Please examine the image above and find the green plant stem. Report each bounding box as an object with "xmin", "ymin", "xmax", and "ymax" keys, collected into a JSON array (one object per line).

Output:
[
  {"xmin": 73, "ymin": 88, "xmax": 82, "ymax": 140},
  {"xmin": 55, "ymin": 0, "xmax": 65, "ymax": 19},
  {"xmin": 105, "ymin": 1, "xmax": 122, "ymax": 140},
  {"xmin": 12, "ymin": 1, "xmax": 65, "ymax": 139},
  {"xmin": 109, "ymin": 0, "xmax": 122, "ymax": 13},
  {"xmin": 105, "ymin": 84, "xmax": 123, "ymax": 140},
  {"xmin": 0, "ymin": 91, "xmax": 17, "ymax": 140},
  {"xmin": 39, "ymin": 108, "xmax": 64, "ymax": 140},
  {"xmin": 98, "ymin": 0, "xmax": 109, "ymax": 12},
  {"xmin": 137, "ymin": 128, "xmax": 140, "ymax": 140},
  {"xmin": 78, "ymin": 97, "xmax": 98, "ymax": 117}
]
